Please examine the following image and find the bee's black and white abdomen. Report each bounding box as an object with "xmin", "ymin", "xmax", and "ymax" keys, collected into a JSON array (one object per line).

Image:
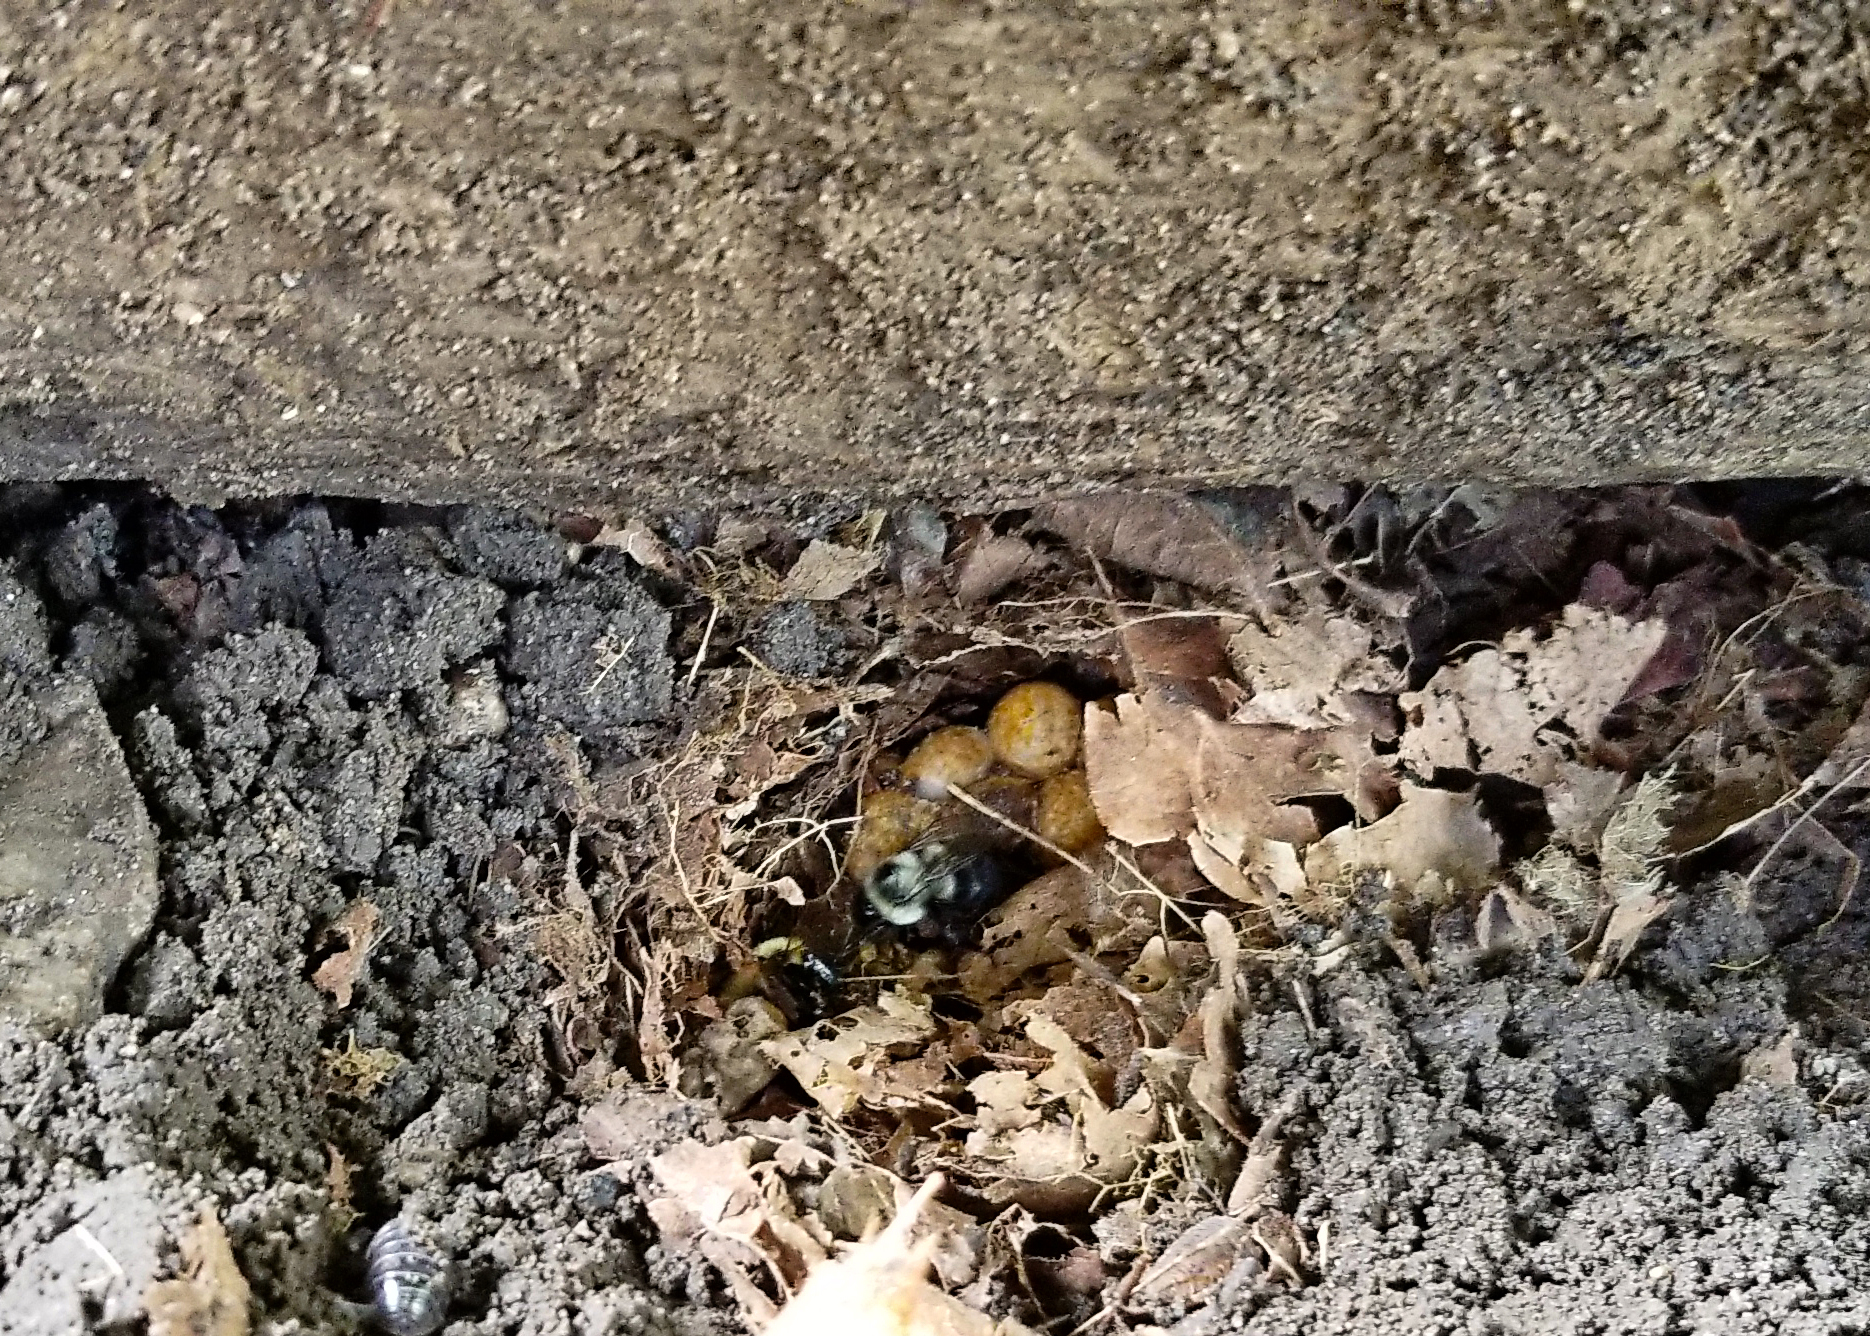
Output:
[
  {"xmin": 862, "ymin": 836, "xmax": 1017, "ymax": 939},
  {"xmin": 367, "ymin": 1218, "xmax": 452, "ymax": 1336}
]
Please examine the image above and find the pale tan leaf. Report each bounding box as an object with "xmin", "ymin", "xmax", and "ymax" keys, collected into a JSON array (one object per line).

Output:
[
  {"xmin": 1474, "ymin": 885, "xmax": 1559, "ymax": 953},
  {"xmin": 1399, "ymin": 606, "xmax": 1667, "ymax": 784},
  {"xmin": 963, "ymin": 864, "xmax": 1158, "ymax": 1001},
  {"xmin": 1193, "ymin": 715, "xmax": 1384, "ymax": 844},
  {"xmin": 1085, "ymin": 691, "xmax": 1385, "ymax": 853},
  {"xmin": 1186, "ymin": 832, "xmax": 1261, "ymax": 904},
  {"xmin": 1398, "ymin": 648, "xmax": 1535, "ymax": 777},
  {"xmin": 966, "ymin": 1071, "xmax": 1043, "ymax": 1138},
  {"xmin": 1226, "ymin": 1142, "xmax": 1284, "ymax": 1217},
  {"xmin": 685, "ymin": 997, "xmax": 786, "ymax": 1115},
  {"xmin": 591, "ymin": 519, "xmax": 678, "ymax": 576},
  {"xmin": 1082, "ymin": 695, "xmax": 1197, "ymax": 845},
  {"xmin": 649, "ymin": 1139, "xmax": 765, "ymax": 1242},
  {"xmin": 1516, "ymin": 606, "xmax": 1668, "ymax": 742},
  {"xmin": 1303, "ymin": 784, "xmax": 1500, "ymax": 896},
  {"xmin": 1584, "ymin": 883, "xmax": 1671, "ymax": 983},
  {"xmin": 1189, "ymin": 912, "xmax": 1247, "ymax": 1143},
  {"xmin": 1227, "ymin": 611, "xmax": 1402, "ymax": 710},
  {"xmin": 145, "ymin": 1208, "xmax": 249, "ymax": 1336},
  {"xmin": 991, "ymin": 1122, "xmax": 1087, "ymax": 1182},
  {"xmin": 311, "ymin": 901, "xmax": 380, "ymax": 1010},
  {"xmin": 1079, "ymin": 1088, "xmax": 1158, "ymax": 1181},
  {"xmin": 1247, "ymin": 840, "xmax": 1308, "ymax": 902},
  {"xmin": 1027, "ymin": 1014, "xmax": 1107, "ymax": 1103},
  {"xmin": 761, "ymin": 991, "xmax": 941, "ymax": 1117},
  {"xmin": 766, "ymin": 1179, "xmax": 1034, "ymax": 1336},
  {"xmin": 782, "ymin": 539, "xmax": 879, "ymax": 601}
]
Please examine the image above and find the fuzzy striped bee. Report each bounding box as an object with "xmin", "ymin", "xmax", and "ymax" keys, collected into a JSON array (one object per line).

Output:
[{"xmin": 861, "ymin": 834, "xmax": 1018, "ymax": 944}]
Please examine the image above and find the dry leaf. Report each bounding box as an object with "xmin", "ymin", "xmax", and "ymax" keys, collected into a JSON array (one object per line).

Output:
[
  {"xmin": 145, "ymin": 1208, "xmax": 249, "ymax": 1336},
  {"xmin": 1130, "ymin": 1215, "xmax": 1255, "ymax": 1307},
  {"xmin": 783, "ymin": 539, "xmax": 878, "ymax": 601},
  {"xmin": 1227, "ymin": 611, "xmax": 1402, "ymax": 722},
  {"xmin": 766, "ymin": 1179, "xmax": 1035, "ymax": 1336},
  {"xmin": 1246, "ymin": 839, "xmax": 1307, "ymax": 902},
  {"xmin": 1251, "ymin": 1211, "xmax": 1307, "ymax": 1284},
  {"xmin": 818, "ymin": 1167, "xmax": 981, "ymax": 1290},
  {"xmin": 1303, "ymin": 784, "xmax": 1501, "ymax": 898},
  {"xmin": 1085, "ymin": 694, "xmax": 1384, "ymax": 850},
  {"xmin": 684, "ymin": 997, "xmax": 787, "ymax": 1115},
  {"xmin": 1080, "ymin": 1088, "xmax": 1160, "ymax": 1181},
  {"xmin": 1188, "ymin": 913, "xmax": 1248, "ymax": 1144},
  {"xmin": 1399, "ymin": 606, "xmax": 1667, "ymax": 784},
  {"xmin": 1225, "ymin": 1131, "xmax": 1286, "ymax": 1218},
  {"xmin": 965, "ymin": 1015, "xmax": 1156, "ymax": 1191},
  {"xmin": 963, "ymin": 864, "xmax": 1157, "ymax": 1001},
  {"xmin": 1741, "ymin": 1032, "xmax": 1799, "ymax": 1086},
  {"xmin": 955, "ymin": 534, "xmax": 1046, "ymax": 606},
  {"xmin": 1474, "ymin": 885, "xmax": 1559, "ymax": 953},
  {"xmin": 311, "ymin": 901, "xmax": 381, "ymax": 1009},
  {"xmin": 1585, "ymin": 883, "xmax": 1671, "ymax": 983},
  {"xmin": 1186, "ymin": 833, "xmax": 1261, "ymax": 904},
  {"xmin": 762, "ymin": 990, "xmax": 942, "ymax": 1117},
  {"xmin": 592, "ymin": 519, "xmax": 679, "ymax": 576},
  {"xmin": 1193, "ymin": 715, "xmax": 1387, "ymax": 844},
  {"xmin": 1016, "ymin": 979, "xmax": 1147, "ymax": 1071},
  {"xmin": 1034, "ymin": 494, "xmax": 1279, "ymax": 612},
  {"xmin": 1121, "ymin": 616, "xmax": 1230, "ymax": 691},
  {"xmin": 1083, "ymin": 695, "xmax": 1199, "ymax": 844},
  {"xmin": 647, "ymin": 1135, "xmax": 829, "ymax": 1315}
]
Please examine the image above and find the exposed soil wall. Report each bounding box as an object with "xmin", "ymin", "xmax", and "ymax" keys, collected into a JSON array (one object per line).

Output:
[{"xmin": 4, "ymin": 1, "xmax": 1870, "ymax": 508}]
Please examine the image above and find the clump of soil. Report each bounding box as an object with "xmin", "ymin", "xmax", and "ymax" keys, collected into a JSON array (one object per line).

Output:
[{"xmin": 4, "ymin": 481, "xmax": 1870, "ymax": 1336}]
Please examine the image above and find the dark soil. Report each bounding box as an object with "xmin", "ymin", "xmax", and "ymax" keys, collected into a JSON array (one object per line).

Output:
[{"xmin": 4, "ymin": 483, "xmax": 1870, "ymax": 1335}]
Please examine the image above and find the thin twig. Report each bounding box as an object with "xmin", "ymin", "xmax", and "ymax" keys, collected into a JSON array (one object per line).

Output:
[
  {"xmin": 944, "ymin": 784, "xmax": 1197, "ymax": 933},
  {"xmin": 661, "ymin": 800, "xmax": 730, "ymax": 944},
  {"xmin": 686, "ymin": 599, "xmax": 720, "ymax": 689},
  {"xmin": 1743, "ymin": 757, "xmax": 1870, "ymax": 895}
]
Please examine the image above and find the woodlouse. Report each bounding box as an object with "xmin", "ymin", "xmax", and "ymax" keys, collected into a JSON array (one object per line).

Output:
[{"xmin": 367, "ymin": 1218, "xmax": 452, "ymax": 1336}]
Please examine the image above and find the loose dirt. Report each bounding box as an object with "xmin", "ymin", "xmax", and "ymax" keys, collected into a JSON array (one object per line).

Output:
[
  {"xmin": 4, "ymin": 3, "xmax": 1870, "ymax": 506},
  {"xmin": 4, "ymin": 482, "xmax": 1870, "ymax": 1336}
]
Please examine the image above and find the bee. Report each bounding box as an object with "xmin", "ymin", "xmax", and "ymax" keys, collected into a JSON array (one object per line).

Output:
[
  {"xmin": 861, "ymin": 834, "xmax": 1020, "ymax": 945},
  {"xmin": 752, "ymin": 933, "xmax": 846, "ymax": 1021},
  {"xmin": 366, "ymin": 1218, "xmax": 452, "ymax": 1336}
]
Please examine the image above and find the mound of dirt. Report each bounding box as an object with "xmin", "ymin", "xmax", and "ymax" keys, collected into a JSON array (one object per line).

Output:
[{"xmin": 3, "ymin": 481, "xmax": 1870, "ymax": 1336}]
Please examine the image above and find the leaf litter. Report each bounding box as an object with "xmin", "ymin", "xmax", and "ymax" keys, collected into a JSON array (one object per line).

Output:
[{"xmin": 549, "ymin": 484, "xmax": 1870, "ymax": 1333}]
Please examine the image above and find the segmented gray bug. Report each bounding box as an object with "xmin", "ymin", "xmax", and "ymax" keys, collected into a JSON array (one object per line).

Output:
[{"xmin": 367, "ymin": 1218, "xmax": 452, "ymax": 1336}]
